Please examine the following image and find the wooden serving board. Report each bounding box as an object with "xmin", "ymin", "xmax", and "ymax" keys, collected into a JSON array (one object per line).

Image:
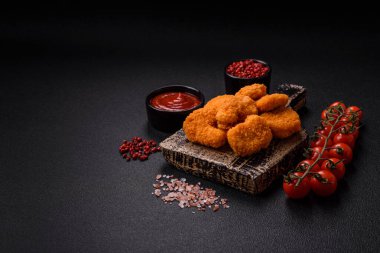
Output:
[{"xmin": 159, "ymin": 84, "xmax": 308, "ymax": 195}]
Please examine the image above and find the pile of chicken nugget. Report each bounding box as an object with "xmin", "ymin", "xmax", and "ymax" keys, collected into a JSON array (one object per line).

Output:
[{"xmin": 183, "ymin": 84, "xmax": 302, "ymax": 157}]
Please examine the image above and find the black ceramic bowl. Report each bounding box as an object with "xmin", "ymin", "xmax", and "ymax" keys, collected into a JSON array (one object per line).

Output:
[
  {"xmin": 224, "ymin": 59, "xmax": 271, "ymax": 94},
  {"xmin": 146, "ymin": 85, "xmax": 205, "ymax": 133}
]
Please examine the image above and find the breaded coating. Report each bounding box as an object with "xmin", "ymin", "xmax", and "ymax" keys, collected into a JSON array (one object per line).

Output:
[
  {"xmin": 203, "ymin": 95, "xmax": 236, "ymax": 129},
  {"xmin": 204, "ymin": 95, "xmax": 236, "ymax": 115},
  {"xmin": 204, "ymin": 95, "xmax": 258, "ymax": 130},
  {"xmin": 237, "ymin": 95, "xmax": 259, "ymax": 119},
  {"xmin": 227, "ymin": 115, "xmax": 273, "ymax": 157},
  {"xmin": 256, "ymin": 93, "xmax": 289, "ymax": 113},
  {"xmin": 183, "ymin": 108, "xmax": 227, "ymax": 148},
  {"xmin": 260, "ymin": 107, "xmax": 301, "ymax": 139},
  {"xmin": 235, "ymin": 83, "xmax": 267, "ymax": 100}
]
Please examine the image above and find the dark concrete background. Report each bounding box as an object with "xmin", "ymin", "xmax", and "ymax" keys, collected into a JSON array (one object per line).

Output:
[{"xmin": 1, "ymin": 10, "xmax": 380, "ymax": 252}]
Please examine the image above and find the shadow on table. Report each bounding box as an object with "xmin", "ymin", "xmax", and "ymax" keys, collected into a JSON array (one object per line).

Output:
[
  {"xmin": 285, "ymin": 178, "xmax": 350, "ymax": 214},
  {"xmin": 144, "ymin": 121, "xmax": 172, "ymax": 142}
]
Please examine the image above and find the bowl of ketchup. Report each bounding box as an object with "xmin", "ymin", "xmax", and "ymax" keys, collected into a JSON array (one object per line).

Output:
[{"xmin": 146, "ymin": 85, "xmax": 205, "ymax": 132}]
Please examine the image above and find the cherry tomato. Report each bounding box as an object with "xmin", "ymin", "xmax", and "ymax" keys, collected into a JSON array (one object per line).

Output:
[
  {"xmin": 311, "ymin": 136, "xmax": 333, "ymax": 148},
  {"xmin": 344, "ymin": 114, "xmax": 360, "ymax": 127},
  {"xmin": 283, "ymin": 172, "xmax": 311, "ymax": 199},
  {"xmin": 323, "ymin": 108, "xmax": 339, "ymax": 121},
  {"xmin": 321, "ymin": 109, "xmax": 328, "ymax": 121},
  {"xmin": 320, "ymin": 125, "xmax": 332, "ymax": 134},
  {"xmin": 329, "ymin": 143, "xmax": 353, "ymax": 164},
  {"xmin": 333, "ymin": 133, "xmax": 355, "ymax": 149},
  {"xmin": 346, "ymin": 106, "xmax": 363, "ymax": 121},
  {"xmin": 335, "ymin": 116, "xmax": 351, "ymax": 129},
  {"xmin": 310, "ymin": 170, "xmax": 337, "ymax": 197},
  {"xmin": 339, "ymin": 123, "xmax": 359, "ymax": 140},
  {"xmin": 321, "ymin": 158, "xmax": 346, "ymax": 180},
  {"xmin": 352, "ymin": 128, "xmax": 359, "ymax": 140},
  {"xmin": 297, "ymin": 159, "xmax": 321, "ymax": 173},
  {"xmin": 308, "ymin": 147, "xmax": 329, "ymax": 165},
  {"xmin": 329, "ymin": 101, "xmax": 347, "ymax": 111},
  {"xmin": 317, "ymin": 125, "xmax": 335, "ymax": 140}
]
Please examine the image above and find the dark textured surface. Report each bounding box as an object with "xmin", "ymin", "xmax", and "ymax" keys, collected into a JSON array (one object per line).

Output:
[{"xmin": 1, "ymin": 11, "xmax": 380, "ymax": 253}]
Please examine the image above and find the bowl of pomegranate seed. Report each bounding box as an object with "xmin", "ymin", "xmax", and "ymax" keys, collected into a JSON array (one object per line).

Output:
[
  {"xmin": 146, "ymin": 85, "xmax": 205, "ymax": 132},
  {"xmin": 224, "ymin": 59, "xmax": 271, "ymax": 94}
]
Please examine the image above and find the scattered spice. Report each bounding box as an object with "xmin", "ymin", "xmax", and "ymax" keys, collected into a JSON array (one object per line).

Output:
[
  {"xmin": 119, "ymin": 137, "xmax": 161, "ymax": 162},
  {"xmin": 226, "ymin": 59, "xmax": 269, "ymax": 79},
  {"xmin": 152, "ymin": 175, "xmax": 230, "ymax": 212}
]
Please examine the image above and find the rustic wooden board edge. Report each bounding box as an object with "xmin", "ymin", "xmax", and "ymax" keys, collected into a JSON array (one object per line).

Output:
[{"xmin": 160, "ymin": 130, "xmax": 308, "ymax": 195}]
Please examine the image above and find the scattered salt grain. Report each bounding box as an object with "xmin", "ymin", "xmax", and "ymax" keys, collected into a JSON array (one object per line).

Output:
[
  {"xmin": 154, "ymin": 189, "xmax": 161, "ymax": 197},
  {"xmin": 152, "ymin": 175, "xmax": 230, "ymax": 213}
]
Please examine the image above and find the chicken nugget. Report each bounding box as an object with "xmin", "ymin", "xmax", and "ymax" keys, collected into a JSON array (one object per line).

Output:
[
  {"xmin": 216, "ymin": 123, "xmax": 233, "ymax": 130},
  {"xmin": 235, "ymin": 83, "xmax": 267, "ymax": 100},
  {"xmin": 215, "ymin": 103, "xmax": 239, "ymax": 128},
  {"xmin": 237, "ymin": 95, "xmax": 258, "ymax": 118},
  {"xmin": 183, "ymin": 108, "xmax": 227, "ymax": 148},
  {"xmin": 256, "ymin": 93, "xmax": 289, "ymax": 113},
  {"xmin": 203, "ymin": 95, "xmax": 237, "ymax": 129},
  {"xmin": 204, "ymin": 95, "xmax": 236, "ymax": 114},
  {"xmin": 260, "ymin": 107, "xmax": 301, "ymax": 139},
  {"xmin": 213, "ymin": 95, "xmax": 258, "ymax": 130},
  {"xmin": 227, "ymin": 115, "xmax": 272, "ymax": 157}
]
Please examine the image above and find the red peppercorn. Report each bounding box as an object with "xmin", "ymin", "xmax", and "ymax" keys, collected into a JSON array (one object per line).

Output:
[
  {"xmin": 139, "ymin": 155, "xmax": 148, "ymax": 161},
  {"xmin": 119, "ymin": 136, "xmax": 161, "ymax": 162},
  {"xmin": 226, "ymin": 59, "xmax": 269, "ymax": 79}
]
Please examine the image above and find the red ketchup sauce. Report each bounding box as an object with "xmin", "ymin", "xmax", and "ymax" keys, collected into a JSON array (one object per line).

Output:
[{"xmin": 150, "ymin": 92, "xmax": 201, "ymax": 112}]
